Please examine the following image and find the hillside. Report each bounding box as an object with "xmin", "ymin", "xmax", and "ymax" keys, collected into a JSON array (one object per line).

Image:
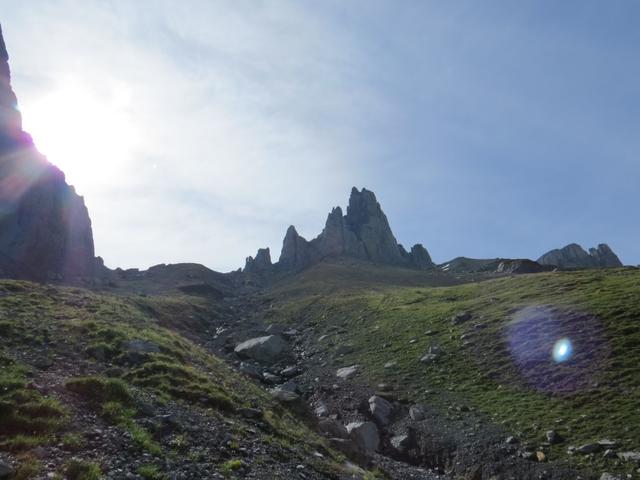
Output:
[
  {"xmin": 0, "ymin": 280, "xmax": 377, "ymax": 479},
  {"xmin": 257, "ymin": 265, "xmax": 640, "ymax": 479}
]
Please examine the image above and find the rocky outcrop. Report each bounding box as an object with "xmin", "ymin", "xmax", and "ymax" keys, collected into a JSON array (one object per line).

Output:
[
  {"xmin": 275, "ymin": 188, "xmax": 434, "ymax": 272},
  {"xmin": 537, "ymin": 243, "xmax": 623, "ymax": 269},
  {"xmin": 234, "ymin": 335, "xmax": 288, "ymax": 363},
  {"xmin": 0, "ymin": 24, "xmax": 97, "ymax": 282},
  {"xmin": 244, "ymin": 247, "xmax": 272, "ymax": 273}
]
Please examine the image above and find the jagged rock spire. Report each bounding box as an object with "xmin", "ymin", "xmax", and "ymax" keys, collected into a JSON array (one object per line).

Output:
[
  {"xmin": 275, "ymin": 187, "xmax": 434, "ymax": 272},
  {"xmin": 0, "ymin": 23, "xmax": 23, "ymax": 137}
]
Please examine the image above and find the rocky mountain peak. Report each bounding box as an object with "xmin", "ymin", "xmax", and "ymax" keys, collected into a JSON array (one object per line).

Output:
[
  {"xmin": 0, "ymin": 24, "xmax": 24, "ymax": 142},
  {"xmin": 0, "ymin": 24, "xmax": 97, "ymax": 282},
  {"xmin": 537, "ymin": 243, "xmax": 623, "ymax": 269},
  {"xmin": 244, "ymin": 247, "xmax": 272, "ymax": 273},
  {"xmin": 268, "ymin": 187, "xmax": 434, "ymax": 273}
]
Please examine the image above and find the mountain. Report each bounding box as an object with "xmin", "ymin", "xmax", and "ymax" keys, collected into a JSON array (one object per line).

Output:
[
  {"xmin": 245, "ymin": 187, "xmax": 435, "ymax": 274},
  {"xmin": 537, "ymin": 243, "xmax": 623, "ymax": 269},
  {"xmin": 439, "ymin": 256, "xmax": 552, "ymax": 275},
  {"xmin": 0, "ymin": 25, "xmax": 97, "ymax": 282}
]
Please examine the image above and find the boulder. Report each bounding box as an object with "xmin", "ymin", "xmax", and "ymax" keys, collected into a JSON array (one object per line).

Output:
[
  {"xmin": 336, "ymin": 365, "xmax": 358, "ymax": 379},
  {"xmin": 314, "ymin": 402, "xmax": 329, "ymax": 417},
  {"xmin": 234, "ymin": 335, "xmax": 287, "ymax": 363},
  {"xmin": 271, "ymin": 388, "xmax": 299, "ymax": 403},
  {"xmin": 576, "ymin": 443, "xmax": 601, "ymax": 454},
  {"xmin": 545, "ymin": 430, "xmax": 563, "ymax": 444},
  {"xmin": 0, "ymin": 461, "xmax": 14, "ymax": 479},
  {"xmin": 346, "ymin": 421, "xmax": 379, "ymax": 456},
  {"xmin": 390, "ymin": 434, "xmax": 411, "ymax": 454},
  {"xmin": 617, "ymin": 451, "xmax": 640, "ymax": 463},
  {"xmin": 409, "ymin": 404, "xmax": 426, "ymax": 421},
  {"xmin": 368, "ymin": 395, "xmax": 393, "ymax": 426},
  {"xmin": 318, "ymin": 418, "xmax": 348, "ymax": 439},
  {"xmin": 239, "ymin": 362, "xmax": 262, "ymax": 379},
  {"xmin": 600, "ymin": 474, "xmax": 622, "ymax": 480}
]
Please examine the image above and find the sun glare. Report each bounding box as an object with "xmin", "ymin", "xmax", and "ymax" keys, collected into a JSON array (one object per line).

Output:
[{"xmin": 21, "ymin": 79, "xmax": 137, "ymax": 189}]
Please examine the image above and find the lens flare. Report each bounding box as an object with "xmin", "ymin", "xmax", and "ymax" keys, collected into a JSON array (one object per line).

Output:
[{"xmin": 552, "ymin": 338, "xmax": 573, "ymax": 363}]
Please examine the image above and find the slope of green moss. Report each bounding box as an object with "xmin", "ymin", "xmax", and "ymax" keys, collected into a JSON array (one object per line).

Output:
[{"xmin": 268, "ymin": 267, "xmax": 640, "ymax": 476}]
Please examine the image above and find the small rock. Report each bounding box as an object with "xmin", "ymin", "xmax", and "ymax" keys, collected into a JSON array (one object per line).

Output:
[
  {"xmin": 546, "ymin": 430, "xmax": 563, "ymax": 444},
  {"xmin": 383, "ymin": 361, "xmax": 397, "ymax": 369},
  {"xmin": 271, "ymin": 389, "xmax": 299, "ymax": 402},
  {"xmin": 234, "ymin": 335, "xmax": 288, "ymax": 363},
  {"xmin": 576, "ymin": 443, "xmax": 601, "ymax": 454},
  {"xmin": 451, "ymin": 312, "xmax": 472, "ymax": 325},
  {"xmin": 617, "ymin": 451, "xmax": 640, "ymax": 463},
  {"xmin": 409, "ymin": 404, "xmax": 426, "ymax": 421},
  {"xmin": 336, "ymin": 344, "xmax": 355, "ymax": 355},
  {"xmin": 0, "ymin": 461, "xmax": 14, "ymax": 479},
  {"xmin": 420, "ymin": 353, "xmax": 437, "ymax": 364},
  {"xmin": 602, "ymin": 449, "xmax": 617, "ymax": 459},
  {"xmin": 315, "ymin": 403, "xmax": 329, "ymax": 417},
  {"xmin": 505, "ymin": 436, "xmax": 518, "ymax": 444},
  {"xmin": 368, "ymin": 395, "xmax": 393, "ymax": 426},
  {"xmin": 262, "ymin": 372, "xmax": 281, "ymax": 384},
  {"xmin": 520, "ymin": 451, "xmax": 537, "ymax": 461},
  {"xmin": 598, "ymin": 439, "xmax": 618, "ymax": 448},
  {"xmin": 239, "ymin": 408, "xmax": 263, "ymax": 419},
  {"xmin": 536, "ymin": 451, "xmax": 546, "ymax": 462},
  {"xmin": 280, "ymin": 366, "xmax": 300, "ymax": 378},
  {"xmin": 336, "ymin": 365, "xmax": 358, "ymax": 379},
  {"xmin": 600, "ymin": 474, "xmax": 622, "ymax": 480},
  {"xmin": 239, "ymin": 362, "xmax": 262, "ymax": 379},
  {"xmin": 318, "ymin": 418, "xmax": 348, "ymax": 439},
  {"xmin": 390, "ymin": 434, "xmax": 411, "ymax": 453}
]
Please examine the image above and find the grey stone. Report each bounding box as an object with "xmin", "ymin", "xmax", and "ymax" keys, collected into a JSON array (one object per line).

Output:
[
  {"xmin": 409, "ymin": 404, "xmax": 426, "ymax": 421},
  {"xmin": 617, "ymin": 451, "xmax": 640, "ymax": 463},
  {"xmin": 336, "ymin": 365, "xmax": 358, "ymax": 379},
  {"xmin": 318, "ymin": 418, "xmax": 348, "ymax": 439},
  {"xmin": 262, "ymin": 372, "xmax": 281, "ymax": 384},
  {"xmin": 390, "ymin": 434, "xmax": 411, "ymax": 453},
  {"xmin": 271, "ymin": 389, "xmax": 299, "ymax": 402},
  {"xmin": 336, "ymin": 344, "xmax": 355, "ymax": 356},
  {"xmin": 239, "ymin": 362, "xmax": 262, "ymax": 379},
  {"xmin": 346, "ymin": 421, "xmax": 379, "ymax": 456},
  {"xmin": 234, "ymin": 335, "xmax": 288, "ymax": 363},
  {"xmin": 314, "ymin": 402, "xmax": 329, "ymax": 417},
  {"xmin": 600, "ymin": 474, "xmax": 622, "ymax": 480},
  {"xmin": 280, "ymin": 366, "xmax": 300, "ymax": 378},
  {"xmin": 368, "ymin": 395, "xmax": 393, "ymax": 426},
  {"xmin": 576, "ymin": 443, "xmax": 601, "ymax": 454},
  {"xmin": 420, "ymin": 353, "xmax": 438, "ymax": 364},
  {"xmin": 0, "ymin": 461, "xmax": 14, "ymax": 479},
  {"xmin": 545, "ymin": 430, "xmax": 563, "ymax": 444}
]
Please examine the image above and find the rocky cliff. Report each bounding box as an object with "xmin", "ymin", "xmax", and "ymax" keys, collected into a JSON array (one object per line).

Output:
[
  {"xmin": 246, "ymin": 187, "xmax": 435, "ymax": 273},
  {"xmin": 0, "ymin": 24, "xmax": 97, "ymax": 282},
  {"xmin": 537, "ymin": 243, "xmax": 623, "ymax": 269}
]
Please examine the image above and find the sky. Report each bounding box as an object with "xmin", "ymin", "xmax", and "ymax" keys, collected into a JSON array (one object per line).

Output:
[{"xmin": 2, "ymin": 1, "xmax": 639, "ymax": 271}]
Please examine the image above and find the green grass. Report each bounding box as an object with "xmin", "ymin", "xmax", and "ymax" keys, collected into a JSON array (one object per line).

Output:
[
  {"xmin": 63, "ymin": 459, "xmax": 102, "ymax": 480},
  {"xmin": 0, "ymin": 353, "xmax": 67, "ymax": 450},
  {"xmin": 0, "ymin": 279, "xmax": 386, "ymax": 478},
  {"xmin": 268, "ymin": 266, "xmax": 640, "ymax": 476},
  {"xmin": 138, "ymin": 464, "xmax": 165, "ymax": 480},
  {"xmin": 220, "ymin": 459, "xmax": 243, "ymax": 474}
]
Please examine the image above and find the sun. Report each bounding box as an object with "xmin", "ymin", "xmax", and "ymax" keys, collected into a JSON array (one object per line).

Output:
[{"xmin": 20, "ymin": 79, "xmax": 137, "ymax": 189}]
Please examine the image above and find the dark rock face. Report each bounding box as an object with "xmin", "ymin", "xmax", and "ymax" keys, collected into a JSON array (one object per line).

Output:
[
  {"xmin": 244, "ymin": 247, "xmax": 273, "ymax": 273},
  {"xmin": 537, "ymin": 243, "xmax": 623, "ymax": 269},
  {"xmin": 276, "ymin": 187, "xmax": 434, "ymax": 272},
  {"xmin": 0, "ymin": 24, "xmax": 96, "ymax": 282}
]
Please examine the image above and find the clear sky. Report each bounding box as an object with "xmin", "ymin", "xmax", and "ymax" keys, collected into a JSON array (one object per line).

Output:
[{"xmin": 3, "ymin": 1, "xmax": 639, "ymax": 271}]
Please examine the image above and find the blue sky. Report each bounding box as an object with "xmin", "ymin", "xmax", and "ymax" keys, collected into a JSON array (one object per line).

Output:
[{"xmin": 2, "ymin": 1, "xmax": 639, "ymax": 270}]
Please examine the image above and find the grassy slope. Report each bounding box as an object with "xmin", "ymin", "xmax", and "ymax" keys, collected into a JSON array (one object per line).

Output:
[
  {"xmin": 267, "ymin": 265, "xmax": 640, "ymax": 476},
  {"xmin": 0, "ymin": 280, "xmax": 353, "ymax": 479}
]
